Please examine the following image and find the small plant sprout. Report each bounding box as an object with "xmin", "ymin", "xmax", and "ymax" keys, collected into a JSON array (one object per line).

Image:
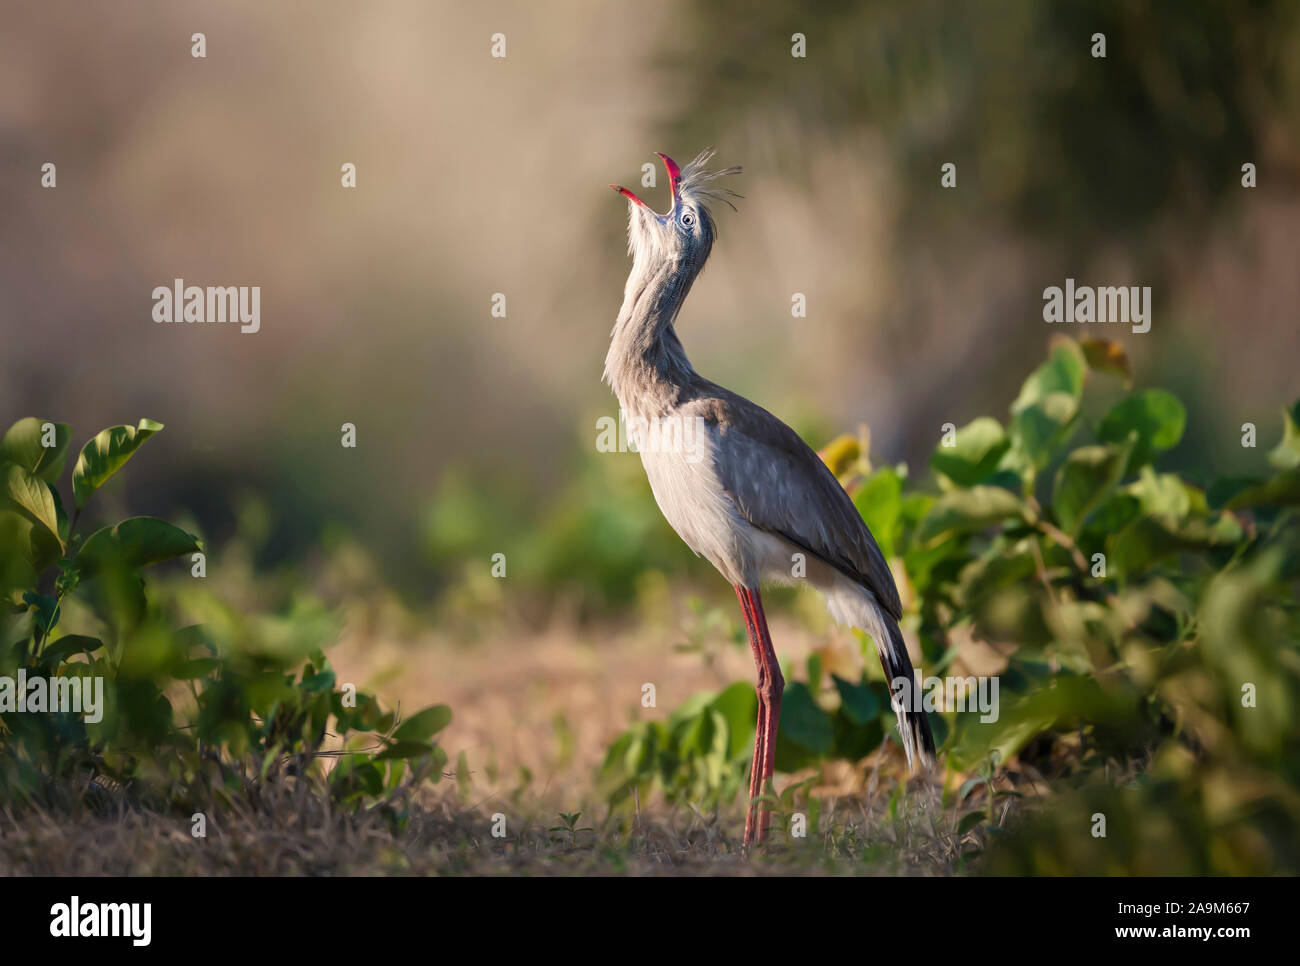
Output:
[{"xmin": 548, "ymin": 812, "xmax": 594, "ymax": 846}]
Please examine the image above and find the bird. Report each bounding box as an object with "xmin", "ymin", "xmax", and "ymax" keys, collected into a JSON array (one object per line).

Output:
[{"xmin": 605, "ymin": 150, "xmax": 936, "ymax": 848}]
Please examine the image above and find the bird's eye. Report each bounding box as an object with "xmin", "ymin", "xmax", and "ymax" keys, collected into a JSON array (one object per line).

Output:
[{"xmin": 681, "ymin": 211, "xmax": 696, "ymax": 227}]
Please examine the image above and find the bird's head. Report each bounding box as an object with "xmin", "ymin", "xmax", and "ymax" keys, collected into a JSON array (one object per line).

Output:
[{"xmin": 610, "ymin": 150, "xmax": 741, "ymax": 273}]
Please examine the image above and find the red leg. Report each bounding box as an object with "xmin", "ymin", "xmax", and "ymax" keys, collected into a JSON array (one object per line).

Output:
[
  {"xmin": 749, "ymin": 588, "xmax": 783, "ymax": 843},
  {"xmin": 735, "ymin": 584, "xmax": 784, "ymax": 848},
  {"xmin": 735, "ymin": 586, "xmax": 766, "ymax": 846}
]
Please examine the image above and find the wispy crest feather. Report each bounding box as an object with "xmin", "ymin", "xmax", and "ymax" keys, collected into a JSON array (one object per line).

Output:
[{"xmin": 679, "ymin": 149, "xmax": 743, "ymax": 211}]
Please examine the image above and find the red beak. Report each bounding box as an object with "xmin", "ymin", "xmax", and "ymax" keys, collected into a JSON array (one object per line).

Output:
[
  {"xmin": 610, "ymin": 153, "xmax": 683, "ymax": 213},
  {"xmin": 609, "ymin": 184, "xmax": 648, "ymax": 208},
  {"xmin": 655, "ymin": 152, "xmax": 682, "ymax": 205}
]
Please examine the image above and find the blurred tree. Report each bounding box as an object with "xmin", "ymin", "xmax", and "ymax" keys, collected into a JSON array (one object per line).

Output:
[{"xmin": 665, "ymin": 0, "xmax": 1300, "ymax": 250}]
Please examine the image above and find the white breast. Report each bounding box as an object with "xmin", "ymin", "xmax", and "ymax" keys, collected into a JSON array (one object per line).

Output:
[
  {"xmin": 631, "ymin": 415, "xmax": 887, "ymax": 640},
  {"xmin": 631, "ymin": 420, "xmax": 748, "ymax": 586}
]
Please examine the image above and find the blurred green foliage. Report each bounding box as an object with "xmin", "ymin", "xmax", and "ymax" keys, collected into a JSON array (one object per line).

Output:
[
  {"xmin": 1, "ymin": 418, "xmax": 450, "ymax": 820},
  {"xmin": 599, "ymin": 337, "xmax": 1300, "ymax": 873},
  {"xmin": 670, "ymin": 0, "xmax": 1299, "ymax": 247},
  {"xmin": 422, "ymin": 441, "xmax": 710, "ymax": 616}
]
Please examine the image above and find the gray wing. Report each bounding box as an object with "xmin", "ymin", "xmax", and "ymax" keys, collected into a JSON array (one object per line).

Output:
[{"xmin": 684, "ymin": 388, "xmax": 902, "ymax": 619}]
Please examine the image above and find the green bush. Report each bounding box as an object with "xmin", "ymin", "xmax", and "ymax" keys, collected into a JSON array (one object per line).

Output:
[
  {"xmin": 599, "ymin": 337, "xmax": 1300, "ymax": 873},
  {"xmin": 0, "ymin": 418, "xmax": 450, "ymax": 818}
]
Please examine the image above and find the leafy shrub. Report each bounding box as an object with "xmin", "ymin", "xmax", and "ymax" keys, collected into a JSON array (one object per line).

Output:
[
  {"xmin": 0, "ymin": 418, "xmax": 450, "ymax": 817},
  {"xmin": 599, "ymin": 682, "xmax": 756, "ymax": 810},
  {"xmin": 599, "ymin": 337, "xmax": 1300, "ymax": 872}
]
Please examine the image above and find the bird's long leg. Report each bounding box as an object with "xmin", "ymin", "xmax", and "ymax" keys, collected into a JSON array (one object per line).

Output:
[
  {"xmin": 735, "ymin": 584, "xmax": 784, "ymax": 849},
  {"xmin": 735, "ymin": 585, "xmax": 765, "ymax": 847},
  {"xmin": 748, "ymin": 587, "xmax": 783, "ymax": 843}
]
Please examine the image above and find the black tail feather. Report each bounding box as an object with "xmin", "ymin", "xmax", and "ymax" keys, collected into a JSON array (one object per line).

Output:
[{"xmin": 877, "ymin": 608, "xmax": 937, "ymax": 769}]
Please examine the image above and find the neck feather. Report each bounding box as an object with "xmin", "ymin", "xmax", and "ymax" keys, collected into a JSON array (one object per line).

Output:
[{"xmin": 604, "ymin": 257, "xmax": 700, "ymax": 412}]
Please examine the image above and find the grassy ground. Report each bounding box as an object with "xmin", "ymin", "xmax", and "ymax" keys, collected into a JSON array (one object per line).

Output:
[
  {"xmin": 326, "ymin": 594, "xmax": 1007, "ymax": 803},
  {"xmin": 0, "ymin": 772, "xmax": 974, "ymax": 876},
  {"xmin": 0, "ymin": 597, "xmax": 1016, "ymax": 875}
]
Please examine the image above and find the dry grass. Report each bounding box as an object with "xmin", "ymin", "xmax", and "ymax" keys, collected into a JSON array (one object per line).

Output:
[
  {"xmin": 0, "ymin": 604, "xmax": 1015, "ymax": 875},
  {"xmin": 328, "ymin": 602, "xmax": 906, "ymax": 801},
  {"xmin": 0, "ymin": 771, "xmax": 971, "ymax": 876}
]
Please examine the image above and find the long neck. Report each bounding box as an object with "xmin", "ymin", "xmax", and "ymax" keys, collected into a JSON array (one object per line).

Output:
[{"xmin": 604, "ymin": 256, "xmax": 699, "ymax": 413}]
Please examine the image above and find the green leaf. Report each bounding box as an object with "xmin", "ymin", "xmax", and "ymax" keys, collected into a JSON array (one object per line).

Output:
[
  {"xmin": 301, "ymin": 669, "xmax": 336, "ymax": 693},
  {"xmin": 49, "ymin": 483, "xmax": 69, "ymax": 545},
  {"xmin": 958, "ymin": 551, "xmax": 1038, "ymax": 608},
  {"xmin": 174, "ymin": 658, "xmax": 220, "ymax": 680},
  {"xmin": 1108, "ymin": 513, "xmax": 1243, "ymax": 578},
  {"xmin": 1125, "ymin": 466, "xmax": 1192, "ymax": 519},
  {"xmin": 1097, "ymin": 390, "xmax": 1185, "ymax": 469},
  {"xmin": 1267, "ymin": 401, "xmax": 1300, "ymax": 471},
  {"xmin": 957, "ymin": 811, "xmax": 986, "ymax": 835},
  {"xmin": 376, "ymin": 740, "xmax": 437, "ymax": 761},
  {"xmin": 918, "ymin": 486, "xmax": 1025, "ymax": 545},
  {"xmin": 710, "ymin": 681, "xmax": 758, "ymax": 760},
  {"xmin": 39, "ymin": 634, "xmax": 104, "ymax": 664},
  {"xmin": 23, "ymin": 591, "xmax": 59, "ymax": 635},
  {"xmin": 1, "ymin": 418, "xmax": 72, "ymax": 482},
  {"xmin": 832, "ymin": 674, "xmax": 881, "ymax": 725},
  {"xmin": 1085, "ymin": 493, "xmax": 1142, "ymax": 535},
  {"xmin": 0, "ymin": 510, "xmax": 39, "ymax": 595},
  {"xmin": 776, "ymin": 681, "xmax": 833, "ymax": 755},
  {"xmin": 1224, "ymin": 467, "xmax": 1300, "ymax": 510},
  {"xmin": 71, "ymin": 418, "xmax": 165, "ymax": 510},
  {"xmin": 1003, "ymin": 341, "xmax": 1088, "ymax": 478},
  {"xmin": 1006, "ymin": 392, "xmax": 1080, "ymax": 475},
  {"xmin": 1012, "ymin": 340, "xmax": 1087, "ymax": 413},
  {"xmin": 80, "ymin": 567, "xmax": 149, "ymax": 634},
  {"xmin": 831, "ymin": 700, "xmax": 885, "ymax": 761},
  {"xmin": 949, "ymin": 674, "xmax": 1146, "ymax": 771},
  {"xmin": 677, "ymin": 707, "xmax": 716, "ymax": 759},
  {"xmin": 1053, "ymin": 442, "xmax": 1130, "ymax": 536},
  {"xmin": 77, "ymin": 517, "xmax": 202, "ymax": 575},
  {"xmin": 391, "ymin": 704, "xmax": 453, "ymax": 742},
  {"xmin": 852, "ymin": 467, "xmax": 902, "ymax": 560},
  {"xmin": 356, "ymin": 762, "xmax": 386, "ymax": 795},
  {"xmin": 1207, "ymin": 476, "xmax": 1261, "ymax": 510},
  {"xmin": 1, "ymin": 461, "xmax": 63, "ymax": 553},
  {"xmin": 932, "ymin": 417, "xmax": 1010, "ymax": 488},
  {"xmin": 623, "ymin": 725, "xmax": 654, "ymax": 777},
  {"xmin": 806, "ymin": 652, "xmax": 822, "ymax": 689}
]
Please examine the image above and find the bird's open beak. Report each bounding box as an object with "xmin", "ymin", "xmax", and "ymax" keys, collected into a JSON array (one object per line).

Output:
[
  {"xmin": 610, "ymin": 152, "xmax": 683, "ymax": 215},
  {"xmin": 655, "ymin": 152, "xmax": 682, "ymax": 208},
  {"xmin": 609, "ymin": 184, "xmax": 648, "ymax": 208}
]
